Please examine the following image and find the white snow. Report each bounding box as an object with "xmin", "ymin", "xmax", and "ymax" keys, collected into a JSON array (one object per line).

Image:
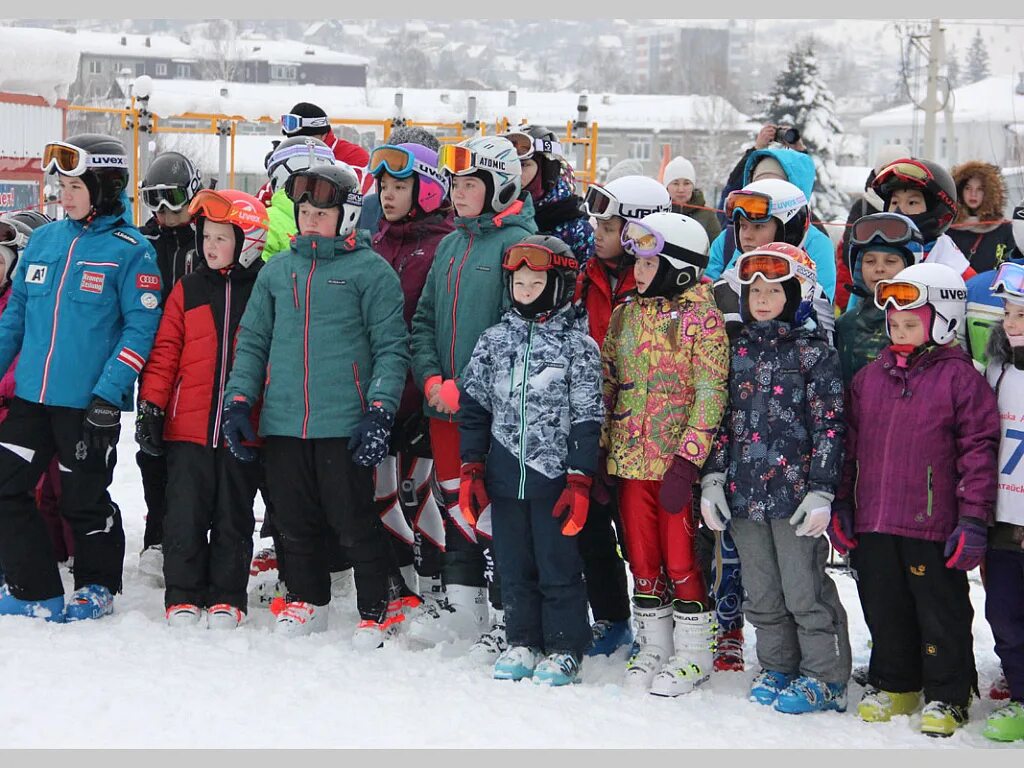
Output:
[
  {"xmin": 0, "ymin": 27, "xmax": 80, "ymax": 103},
  {"xmin": 0, "ymin": 413, "xmax": 1013, "ymax": 748},
  {"xmin": 860, "ymin": 76, "xmax": 1024, "ymax": 129},
  {"xmin": 70, "ymin": 29, "xmax": 195, "ymax": 61}
]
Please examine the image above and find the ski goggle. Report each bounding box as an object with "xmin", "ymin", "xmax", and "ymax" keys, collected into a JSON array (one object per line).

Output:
[
  {"xmin": 140, "ymin": 184, "xmax": 192, "ymax": 213},
  {"xmin": 0, "ymin": 221, "xmax": 28, "ymax": 249},
  {"xmin": 437, "ymin": 144, "xmax": 512, "ymax": 177},
  {"xmin": 874, "ymin": 159, "xmax": 931, "ymax": 188},
  {"xmin": 1013, "ymin": 205, "xmax": 1024, "ymax": 223},
  {"xmin": 41, "ymin": 142, "xmax": 128, "ymax": 177},
  {"xmin": 873, "ymin": 278, "xmax": 967, "ymax": 312},
  {"xmin": 285, "ymin": 171, "xmax": 363, "ymax": 209},
  {"xmin": 188, "ymin": 190, "xmax": 267, "ymax": 230},
  {"xmin": 504, "ymin": 131, "xmax": 562, "ymax": 160},
  {"xmin": 281, "ymin": 113, "xmax": 330, "ymax": 134},
  {"xmin": 369, "ymin": 145, "xmax": 447, "ymax": 188},
  {"xmin": 736, "ymin": 252, "xmax": 815, "ymax": 286},
  {"xmin": 620, "ymin": 220, "xmax": 708, "ymax": 268},
  {"xmin": 991, "ymin": 261, "xmax": 1024, "ymax": 299},
  {"xmin": 503, "ymin": 243, "xmax": 579, "ymax": 273},
  {"xmin": 582, "ymin": 184, "xmax": 667, "ymax": 221},
  {"xmin": 850, "ymin": 214, "xmax": 918, "ymax": 246},
  {"xmin": 724, "ymin": 190, "xmax": 773, "ymax": 223}
]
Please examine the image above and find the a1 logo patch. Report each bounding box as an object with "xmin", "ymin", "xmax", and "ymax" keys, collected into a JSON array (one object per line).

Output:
[
  {"xmin": 25, "ymin": 264, "xmax": 48, "ymax": 284},
  {"xmin": 136, "ymin": 273, "xmax": 161, "ymax": 290}
]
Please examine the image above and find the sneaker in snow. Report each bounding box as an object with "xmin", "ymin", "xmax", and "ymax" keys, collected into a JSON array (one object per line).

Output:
[
  {"xmin": 249, "ymin": 579, "xmax": 286, "ymax": 609},
  {"xmin": 773, "ymin": 676, "xmax": 847, "ymax": 714},
  {"xmin": 714, "ymin": 627, "xmax": 745, "ymax": 672},
  {"xmin": 749, "ymin": 669, "xmax": 796, "ymax": 706},
  {"xmin": 165, "ymin": 603, "xmax": 202, "ymax": 627},
  {"xmin": 64, "ymin": 584, "xmax": 114, "ymax": 622},
  {"xmin": 586, "ymin": 619, "xmax": 634, "ymax": 657},
  {"xmin": 494, "ymin": 646, "xmax": 544, "ymax": 681},
  {"xmin": 207, "ymin": 604, "xmax": 244, "ymax": 630},
  {"xmin": 857, "ymin": 687, "xmax": 921, "ymax": 722},
  {"xmin": 272, "ymin": 599, "xmax": 327, "ymax": 636},
  {"xmin": 990, "ymin": 674, "xmax": 1011, "ymax": 700},
  {"xmin": 0, "ymin": 583, "xmax": 64, "ymax": 623},
  {"xmin": 920, "ymin": 700, "xmax": 969, "ymax": 737},
  {"xmin": 983, "ymin": 700, "xmax": 1024, "ymax": 742},
  {"xmin": 138, "ymin": 545, "xmax": 164, "ymax": 586},
  {"xmin": 533, "ymin": 653, "xmax": 582, "ymax": 687},
  {"xmin": 469, "ymin": 620, "xmax": 507, "ymax": 661},
  {"xmin": 250, "ymin": 546, "xmax": 278, "ymax": 576}
]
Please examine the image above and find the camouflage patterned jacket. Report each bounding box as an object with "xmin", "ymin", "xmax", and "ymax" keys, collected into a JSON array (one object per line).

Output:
[
  {"xmin": 459, "ymin": 304, "xmax": 604, "ymax": 500},
  {"xmin": 601, "ymin": 282, "xmax": 729, "ymax": 481}
]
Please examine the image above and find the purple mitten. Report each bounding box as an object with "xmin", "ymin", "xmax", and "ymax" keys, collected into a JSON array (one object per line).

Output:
[
  {"xmin": 943, "ymin": 517, "xmax": 988, "ymax": 571},
  {"xmin": 658, "ymin": 457, "xmax": 700, "ymax": 515}
]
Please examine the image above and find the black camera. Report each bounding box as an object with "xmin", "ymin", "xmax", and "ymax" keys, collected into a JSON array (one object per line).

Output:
[{"xmin": 775, "ymin": 125, "xmax": 801, "ymax": 145}]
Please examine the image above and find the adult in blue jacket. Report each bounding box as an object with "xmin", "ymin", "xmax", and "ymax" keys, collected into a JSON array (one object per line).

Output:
[
  {"xmin": 706, "ymin": 148, "xmax": 837, "ymax": 300},
  {"xmin": 0, "ymin": 134, "xmax": 163, "ymax": 623}
]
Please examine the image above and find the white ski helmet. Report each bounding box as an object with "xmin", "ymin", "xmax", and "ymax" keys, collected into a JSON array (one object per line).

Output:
[
  {"xmin": 874, "ymin": 262, "xmax": 967, "ymax": 346},
  {"xmin": 727, "ymin": 178, "xmax": 810, "ymax": 248},
  {"xmin": 584, "ymin": 175, "xmax": 671, "ymax": 222},
  {"xmin": 438, "ymin": 135, "xmax": 522, "ymax": 214},
  {"xmin": 621, "ymin": 211, "xmax": 710, "ymax": 297},
  {"xmin": 267, "ymin": 136, "xmax": 336, "ymax": 193}
]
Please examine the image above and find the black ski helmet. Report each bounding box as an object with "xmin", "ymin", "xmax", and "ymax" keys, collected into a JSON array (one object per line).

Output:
[
  {"xmin": 54, "ymin": 134, "xmax": 130, "ymax": 217},
  {"xmin": 871, "ymin": 157, "xmax": 958, "ymax": 243},
  {"xmin": 503, "ymin": 234, "xmax": 580, "ymax": 320},
  {"xmin": 507, "ymin": 124, "xmax": 564, "ymax": 194},
  {"xmin": 140, "ymin": 151, "xmax": 202, "ymax": 212},
  {"xmin": 285, "ymin": 163, "xmax": 362, "ymax": 238}
]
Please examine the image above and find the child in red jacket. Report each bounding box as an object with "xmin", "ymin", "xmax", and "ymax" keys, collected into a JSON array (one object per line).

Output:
[{"xmin": 136, "ymin": 190, "xmax": 268, "ymax": 629}]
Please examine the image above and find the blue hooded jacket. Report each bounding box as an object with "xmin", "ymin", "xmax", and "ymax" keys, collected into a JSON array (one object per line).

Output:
[{"xmin": 705, "ymin": 148, "xmax": 837, "ymax": 300}]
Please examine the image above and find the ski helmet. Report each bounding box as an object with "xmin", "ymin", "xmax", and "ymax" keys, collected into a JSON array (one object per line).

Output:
[
  {"xmin": 583, "ymin": 175, "xmax": 671, "ymax": 222},
  {"xmin": 3, "ymin": 210, "xmax": 52, "ymax": 231},
  {"xmin": 621, "ymin": 211, "xmax": 710, "ymax": 298},
  {"xmin": 870, "ymin": 157, "xmax": 958, "ymax": 242},
  {"xmin": 42, "ymin": 133, "xmax": 130, "ymax": 217},
  {"xmin": 726, "ymin": 179, "xmax": 809, "ymax": 249},
  {"xmin": 502, "ymin": 234, "xmax": 580, "ymax": 321},
  {"xmin": 369, "ymin": 143, "xmax": 448, "ymax": 215},
  {"xmin": 267, "ymin": 136, "xmax": 336, "ymax": 193},
  {"xmin": 438, "ymin": 136, "xmax": 521, "ymax": 214},
  {"xmin": 502, "ymin": 124, "xmax": 564, "ymax": 193},
  {"xmin": 188, "ymin": 189, "xmax": 268, "ymax": 269},
  {"xmin": 0, "ymin": 212, "xmax": 45, "ymax": 285},
  {"xmin": 874, "ymin": 262, "xmax": 967, "ymax": 346},
  {"xmin": 1012, "ymin": 201, "xmax": 1024, "ymax": 254},
  {"xmin": 848, "ymin": 212, "xmax": 924, "ymax": 290},
  {"xmin": 140, "ymin": 151, "xmax": 202, "ymax": 213},
  {"xmin": 735, "ymin": 241, "xmax": 818, "ymax": 324},
  {"xmin": 285, "ymin": 163, "xmax": 363, "ymax": 239},
  {"xmin": 990, "ymin": 261, "xmax": 1024, "ymax": 307}
]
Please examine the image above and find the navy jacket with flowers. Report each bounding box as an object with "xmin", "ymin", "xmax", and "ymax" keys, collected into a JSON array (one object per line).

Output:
[{"xmin": 705, "ymin": 319, "xmax": 845, "ymax": 521}]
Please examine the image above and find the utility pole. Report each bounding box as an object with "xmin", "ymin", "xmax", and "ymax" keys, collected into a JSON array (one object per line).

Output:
[{"xmin": 923, "ymin": 18, "xmax": 941, "ymax": 160}]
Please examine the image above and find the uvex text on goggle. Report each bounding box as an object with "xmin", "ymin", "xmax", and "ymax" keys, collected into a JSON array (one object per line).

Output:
[
  {"xmin": 503, "ymin": 243, "xmax": 579, "ymax": 272},
  {"xmin": 736, "ymin": 252, "xmax": 815, "ymax": 286},
  {"xmin": 437, "ymin": 144, "xmax": 513, "ymax": 176},
  {"xmin": 281, "ymin": 113, "xmax": 331, "ymax": 134},
  {"xmin": 990, "ymin": 261, "xmax": 1024, "ymax": 298},
  {"xmin": 42, "ymin": 142, "xmax": 128, "ymax": 176},
  {"xmin": 620, "ymin": 220, "xmax": 708, "ymax": 268},
  {"xmin": 874, "ymin": 279, "xmax": 966, "ymax": 311},
  {"xmin": 582, "ymin": 185, "xmax": 667, "ymax": 221},
  {"xmin": 187, "ymin": 190, "xmax": 267, "ymax": 229},
  {"xmin": 369, "ymin": 145, "xmax": 448, "ymax": 187},
  {"xmin": 724, "ymin": 190, "xmax": 804, "ymax": 222},
  {"xmin": 850, "ymin": 213, "xmax": 919, "ymax": 246},
  {"xmin": 504, "ymin": 131, "xmax": 563, "ymax": 160}
]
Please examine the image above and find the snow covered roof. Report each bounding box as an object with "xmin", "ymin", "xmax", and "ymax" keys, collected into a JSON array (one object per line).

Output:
[
  {"xmin": 0, "ymin": 27, "xmax": 79, "ymax": 103},
  {"xmin": 71, "ymin": 30, "xmax": 194, "ymax": 60},
  {"xmin": 860, "ymin": 76, "xmax": 1024, "ymax": 129},
  {"xmin": 229, "ymin": 38, "xmax": 368, "ymax": 67}
]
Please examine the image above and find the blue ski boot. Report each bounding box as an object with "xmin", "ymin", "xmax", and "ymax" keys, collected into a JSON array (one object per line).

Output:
[
  {"xmin": 586, "ymin": 619, "xmax": 634, "ymax": 657},
  {"xmin": 533, "ymin": 653, "xmax": 582, "ymax": 686},
  {"xmin": 493, "ymin": 646, "xmax": 544, "ymax": 681},
  {"xmin": 773, "ymin": 676, "xmax": 848, "ymax": 714},
  {"xmin": 0, "ymin": 583, "xmax": 64, "ymax": 622},
  {"xmin": 749, "ymin": 669, "xmax": 795, "ymax": 706},
  {"xmin": 64, "ymin": 584, "xmax": 114, "ymax": 622}
]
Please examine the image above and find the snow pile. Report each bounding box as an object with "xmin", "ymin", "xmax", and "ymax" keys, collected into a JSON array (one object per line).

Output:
[{"xmin": 0, "ymin": 27, "xmax": 80, "ymax": 103}]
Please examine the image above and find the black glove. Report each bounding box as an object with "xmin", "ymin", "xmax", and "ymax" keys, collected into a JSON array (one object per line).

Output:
[
  {"xmin": 348, "ymin": 402, "xmax": 394, "ymax": 467},
  {"xmin": 221, "ymin": 397, "xmax": 257, "ymax": 463},
  {"xmin": 83, "ymin": 397, "xmax": 121, "ymax": 456},
  {"xmin": 135, "ymin": 400, "xmax": 166, "ymax": 457}
]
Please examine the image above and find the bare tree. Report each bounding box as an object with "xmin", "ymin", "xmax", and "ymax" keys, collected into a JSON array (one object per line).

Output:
[
  {"xmin": 690, "ymin": 96, "xmax": 745, "ymax": 204},
  {"xmin": 199, "ymin": 20, "xmax": 243, "ymax": 82}
]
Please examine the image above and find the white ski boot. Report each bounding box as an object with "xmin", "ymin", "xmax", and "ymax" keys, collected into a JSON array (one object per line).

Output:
[
  {"xmin": 625, "ymin": 598, "xmax": 674, "ymax": 690},
  {"xmin": 406, "ymin": 584, "xmax": 487, "ymax": 646},
  {"xmin": 273, "ymin": 600, "xmax": 328, "ymax": 636},
  {"xmin": 207, "ymin": 604, "xmax": 244, "ymax": 630},
  {"xmin": 165, "ymin": 603, "xmax": 202, "ymax": 627},
  {"xmin": 469, "ymin": 609, "xmax": 507, "ymax": 661},
  {"xmin": 650, "ymin": 607, "xmax": 716, "ymax": 697}
]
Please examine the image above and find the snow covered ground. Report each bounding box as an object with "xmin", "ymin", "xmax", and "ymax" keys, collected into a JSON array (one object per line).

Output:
[{"xmin": 0, "ymin": 414, "xmax": 1014, "ymax": 748}]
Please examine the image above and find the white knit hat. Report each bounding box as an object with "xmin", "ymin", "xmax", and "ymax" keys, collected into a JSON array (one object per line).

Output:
[{"xmin": 663, "ymin": 156, "xmax": 696, "ymax": 187}]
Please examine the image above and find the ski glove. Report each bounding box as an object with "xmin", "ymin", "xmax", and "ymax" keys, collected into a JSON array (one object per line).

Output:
[
  {"xmin": 658, "ymin": 456, "xmax": 700, "ymax": 515},
  {"xmin": 221, "ymin": 397, "xmax": 258, "ymax": 463},
  {"xmin": 699, "ymin": 473, "xmax": 731, "ymax": 531},
  {"xmin": 348, "ymin": 403, "xmax": 395, "ymax": 468},
  {"xmin": 552, "ymin": 473, "xmax": 592, "ymax": 537},
  {"xmin": 459, "ymin": 462, "xmax": 489, "ymax": 527},
  {"xmin": 82, "ymin": 397, "xmax": 121, "ymax": 457},
  {"xmin": 592, "ymin": 448, "xmax": 614, "ymax": 506},
  {"xmin": 438, "ymin": 379, "xmax": 460, "ymax": 413},
  {"xmin": 135, "ymin": 400, "xmax": 166, "ymax": 457},
  {"xmin": 790, "ymin": 491, "xmax": 834, "ymax": 537},
  {"xmin": 828, "ymin": 502, "xmax": 858, "ymax": 555},
  {"xmin": 944, "ymin": 516, "xmax": 988, "ymax": 571}
]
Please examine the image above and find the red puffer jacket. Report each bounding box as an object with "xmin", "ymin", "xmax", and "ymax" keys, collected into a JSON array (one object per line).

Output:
[
  {"xmin": 574, "ymin": 257, "xmax": 637, "ymax": 349},
  {"xmin": 139, "ymin": 262, "xmax": 262, "ymax": 448}
]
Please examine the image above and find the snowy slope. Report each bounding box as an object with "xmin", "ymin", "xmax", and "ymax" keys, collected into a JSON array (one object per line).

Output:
[{"xmin": 0, "ymin": 413, "xmax": 1014, "ymax": 748}]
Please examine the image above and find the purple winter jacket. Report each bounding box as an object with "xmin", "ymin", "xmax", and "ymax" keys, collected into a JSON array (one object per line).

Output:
[{"xmin": 836, "ymin": 344, "xmax": 1000, "ymax": 542}]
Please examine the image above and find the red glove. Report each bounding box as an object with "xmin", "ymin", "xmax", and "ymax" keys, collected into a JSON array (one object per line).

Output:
[
  {"xmin": 552, "ymin": 474, "xmax": 592, "ymax": 537},
  {"xmin": 459, "ymin": 462, "xmax": 488, "ymax": 527},
  {"xmin": 658, "ymin": 457, "xmax": 700, "ymax": 515},
  {"xmin": 424, "ymin": 375, "xmax": 442, "ymax": 397},
  {"xmin": 438, "ymin": 379, "xmax": 460, "ymax": 413}
]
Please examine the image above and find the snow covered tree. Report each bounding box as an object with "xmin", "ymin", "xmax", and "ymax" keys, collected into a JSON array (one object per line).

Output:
[
  {"xmin": 945, "ymin": 43, "xmax": 961, "ymax": 90},
  {"xmin": 755, "ymin": 36, "xmax": 849, "ymax": 223},
  {"xmin": 965, "ymin": 30, "xmax": 990, "ymax": 84}
]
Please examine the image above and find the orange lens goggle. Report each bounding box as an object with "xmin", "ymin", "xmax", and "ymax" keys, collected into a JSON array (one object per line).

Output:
[
  {"xmin": 874, "ymin": 280, "xmax": 925, "ymax": 310},
  {"xmin": 437, "ymin": 144, "xmax": 474, "ymax": 175},
  {"xmin": 736, "ymin": 253, "xmax": 795, "ymax": 283},
  {"xmin": 724, "ymin": 190, "xmax": 773, "ymax": 222},
  {"xmin": 188, "ymin": 190, "xmax": 266, "ymax": 230},
  {"xmin": 42, "ymin": 142, "xmax": 86, "ymax": 175},
  {"xmin": 503, "ymin": 243, "xmax": 579, "ymax": 272}
]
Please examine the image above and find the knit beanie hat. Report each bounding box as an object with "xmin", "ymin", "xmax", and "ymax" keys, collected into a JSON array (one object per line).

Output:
[
  {"xmin": 606, "ymin": 158, "xmax": 646, "ymax": 183},
  {"xmin": 283, "ymin": 102, "xmax": 330, "ymax": 137},
  {"xmin": 751, "ymin": 155, "xmax": 787, "ymax": 182},
  {"xmin": 663, "ymin": 156, "xmax": 696, "ymax": 187},
  {"xmin": 387, "ymin": 126, "xmax": 441, "ymax": 152}
]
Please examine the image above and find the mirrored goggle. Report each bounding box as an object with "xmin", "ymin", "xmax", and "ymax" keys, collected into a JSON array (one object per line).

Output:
[
  {"xmin": 187, "ymin": 190, "xmax": 266, "ymax": 230},
  {"xmin": 582, "ymin": 184, "xmax": 617, "ymax": 219},
  {"xmin": 621, "ymin": 220, "xmax": 664, "ymax": 257},
  {"xmin": 370, "ymin": 145, "xmax": 416, "ymax": 178},
  {"xmin": 41, "ymin": 142, "xmax": 127, "ymax": 177},
  {"xmin": 875, "ymin": 159, "xmax": 931, "ymax": 187},
  {"xmin": 991, "ymin": 261, "xmax": 1024, "ymax": 298},
  {"xmin": 141, "ymin": 184, "xmax": 191, "ymax": 212},
  {"xmin": 503, "ymin": 243, "xmax": 578, "ymax": 272},
  {"xmin": 285, "ymin": 172, "xmax": 362, "ymax": 209},
  {"xmin": 850, "ymin": 214, "xmax": 916, "ymax": 246},
  {"xmin": 505, "ymin": 131, "xmax": 562, "ymax": 160},
  {"xmin": 281, "ymin": 113, "xmax": 330, "ymax": 134},
  {"xmin": 737, "ymin": 253, "xmax": 797, "ymax": 284},
  {"xmin": 437, "ymin": 144, "xmax": 476, "ymax": 175},
  {"xmin": 0, "ymin": 221, "xmax": 28, "ymax": 249},
  {"xmin": 725, "ymin": 190, "xmax": 773, "ymax": 223},
  {"xmin": 874, "ymin": 280, "xmax": 928, "ymax": 311}
]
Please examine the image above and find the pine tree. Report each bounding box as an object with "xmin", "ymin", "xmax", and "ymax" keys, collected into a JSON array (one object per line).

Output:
[
  {"xmin": 945, "ymin": 43, "xmax": 961, "ymax": 90},
  {"xmin": 756, "ymin": 37, "xmax": 848, "ymax": 223},
  {"xmin": 965, "ymin": 30, "xmax": 990, "ymax": 84}
]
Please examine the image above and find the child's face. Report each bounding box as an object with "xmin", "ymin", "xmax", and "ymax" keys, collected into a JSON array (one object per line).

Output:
[
  {"xmin": 156, "ymin": 208, "xmax": 192, "ymax": 228},
  {"xmin": 298, "ymin": 202, "xmax": 340, "ymax": 237},
  {"xmin": 202, "ymin": 220, "xmax": 236, "ymax": 269},
  {"xmin": 962, "ymin": 177, "xmax": 985, "ymax": 211},
  {"xmin": 1003, "ymin": 303, "xmax": 1024, "ymax": 337},
  {"xmin": 738, "ymin": 218, "xmax": 778, "ymax": 253},
  {"xmin": 451, "ymin": 176, "xmax": 486, "ymax": 218},
  {"xmin": 594, "ymin": 218, "xmax": 625, "ymax": 261},
  {"xmin": 747, "ymin": 276, "xmax": 787, "ymax": 321},
  {"xmin": 887, "ymin": 309, "xmax": 928, "ymax": 346},
  {"xmin": 59, "ymin": 175, "xmax": 91, "ymax": 220},
  {"xmin": 633, "ymin": 256, "xmax": 659, "ymax": 294},
  {"xmin": 379, "ymin": 173, "xmax": 414, "ymax": 222},
  {"xmin": 520, "ymin": 159, "xmax": 539, "ymax": 189},
  {"xmin": 511, "ymin": 265, "xmax": 547, "ymax": 305},
  {"xmin": 860, "ymin": 250, "xmax": 907, "ymax": 292},
  {"xmin": 667, "ymin": 178, "xmax": 694, "ymax": 207},
  {"xmin": 888, "ymin": 189, "xmax": 927, "ymax": 216}
]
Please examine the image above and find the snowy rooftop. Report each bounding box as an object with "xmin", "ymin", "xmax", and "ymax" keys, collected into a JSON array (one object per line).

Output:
[
  {"xmin": 860, "ymin": 76, "xmax": 1024, "ymax": 128},
  {"xmin": 0, "ymin": 27, "xmax": 80, "ymax": 103},
  {"xmin": 71, "ymin": 30, "xmax": 195, "ymax": 60}
]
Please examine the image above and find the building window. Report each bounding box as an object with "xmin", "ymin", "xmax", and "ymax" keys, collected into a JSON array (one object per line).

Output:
[
  {"xmin": 271, "ymin": 64, "xmax": 297, "ymax": 81},
  {"xmin": 156, "ymin": 62, "xmax": 167, "ymax": 76},
  {"xmin": 88, "ymin": 59, "xmax": 102, "ymax": 75},
  {"xmin": 135, "ymin": 62, "xmax": 146, "ymax": 76},
  {"xmin": 176, "ymin": 63, "xmax": 191, "ymax": 78},
  {"xmin": 628, "ymin": 135, "xmax": 652, "ymax": 162}
]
